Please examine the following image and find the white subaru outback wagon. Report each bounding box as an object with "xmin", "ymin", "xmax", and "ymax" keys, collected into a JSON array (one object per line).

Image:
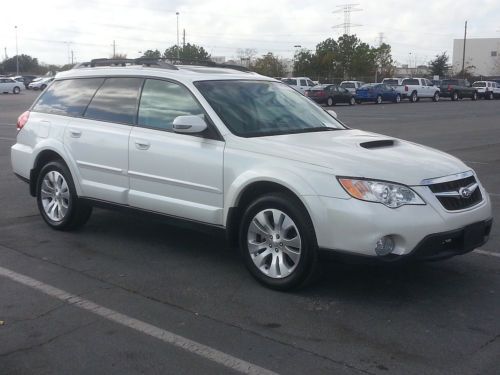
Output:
[{"xmin": 11, "ymin": 59, "xmax": 493, "ymax": 290}]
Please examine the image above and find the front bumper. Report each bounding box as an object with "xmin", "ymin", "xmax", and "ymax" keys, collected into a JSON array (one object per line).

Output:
[{"xmin": 303, "ymin": 183, "xmax": 493, "ymax": 259}]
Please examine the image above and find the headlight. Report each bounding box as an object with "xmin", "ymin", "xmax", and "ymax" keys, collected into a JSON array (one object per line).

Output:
[{"xmin": 338, "ymin": 178, "xmax": 425, "ymax": 208}]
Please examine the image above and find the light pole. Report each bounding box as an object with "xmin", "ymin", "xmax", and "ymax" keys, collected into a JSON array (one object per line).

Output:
[
  {"xmin": 293, "ymin": 45, "xmax": 301, "ymax": 75},
  {"xmin": 176, "ymin": 12, "xmax": 180, "ymax": 59},
  {"xmin": 15, "ymin": 26, "xmax": 19, "ymax": 75}
]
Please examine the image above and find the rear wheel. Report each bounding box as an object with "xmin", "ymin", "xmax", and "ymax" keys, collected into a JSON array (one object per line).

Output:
[
  {"xmin": 394, "ymin": 94, "xmax": 401, "ymax": 103},
  {"xmin": 36, "ymin": 161, "xmax": 92, "ymax": 230},
  {"xmin": 239, "ymin": 193, "xmax": 319, "ymax": 290},
  {"xmin": 451, "ymin": 91, "xmax": 459, "ymax": 101},
  {"xmin": 410, "ymin": 91, "xmax": 418, "ymax": 103},
  {"xmin": 349, "ymin": 97, "xmax": 355, "ymax": 105},
  {"xmin": 40, "ymin": 84, "xmax": 47, "ymax": 90},
  {"xmin": 487, "ymin": 91, "xmax": 494, "ymax": 100},
  {"xmin": 472, "ymin": 91, "xmax": 478, "ymax": 101},
  {"xmin": 327, "ymin": 97, "xmax": 334, "ymax": 106},
  {"xmin": 13, "ymin": 86, "xmax": 20, "ymax": 94},
  {"xmin": 432, "ymin": 91, "xmax": 440, "ymax": 102},
  {"xmin": 375, "ymin": 95, "xmax": 382, "ymax": 104}
]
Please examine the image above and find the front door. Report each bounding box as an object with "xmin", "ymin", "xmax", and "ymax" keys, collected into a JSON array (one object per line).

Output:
[{"xmin": 128, "ymin": 79, "xmax": 224, "ymax": 225}]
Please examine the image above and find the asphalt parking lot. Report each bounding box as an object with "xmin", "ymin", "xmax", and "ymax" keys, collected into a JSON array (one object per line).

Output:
[{"xmin": 0, "ymin": 90, "xmax": 499, "ymax": 375}]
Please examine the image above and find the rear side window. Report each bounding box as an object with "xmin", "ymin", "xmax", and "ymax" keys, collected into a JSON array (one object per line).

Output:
[
  {"xmin": 402, "ymin": 79, "xmax": 419, "ymax": 85},
  {"xmin": 138, "ymin": 79, "xmax": 204, "ymax": 131},
  {"xmin": 299, "ymin": 79, "xmax": 307, "ymax": 86},
  {"xmin": 84, "ymin": 77, "xmax": 143, "ymax": 125},
  {"xmin": 33, "ymin": 78, "xmax": 104, "ymax": 116}
]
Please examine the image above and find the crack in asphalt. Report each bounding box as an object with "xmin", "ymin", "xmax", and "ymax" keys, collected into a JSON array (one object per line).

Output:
[
  {"xmin": 0, "ymin": 320, "xmax": 97, "ymax": 358},
  {"xmin": 1, "ymin": 242, "xmax": 376, "ymax": 375},
  {"xmin": 477, "ymin": 333, "xmax": 500, "ymax": 352}
]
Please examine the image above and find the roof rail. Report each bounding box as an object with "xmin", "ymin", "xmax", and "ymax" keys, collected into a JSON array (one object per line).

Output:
[
  {"xmin": 73, "ymin": 57, "xmax": 253, "ymax": 73},
  {"xmin": 73, "ymin": 58, "xmax": 178, "ymax": 70}
]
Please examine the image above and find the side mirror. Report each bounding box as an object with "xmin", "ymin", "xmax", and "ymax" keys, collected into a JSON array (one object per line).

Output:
[
  {"xmin": 327, "ymin": 109, "xmax": 337, "ymax": 118},
  {"xmin": 173, "ymin": 115, "xmax": 207, "ymax": 134}
]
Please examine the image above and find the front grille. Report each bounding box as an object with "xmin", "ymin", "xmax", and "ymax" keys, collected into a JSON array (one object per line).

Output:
[{"xmin": 428, "ymin": 175, "xmax": 483, "ymax": 211}]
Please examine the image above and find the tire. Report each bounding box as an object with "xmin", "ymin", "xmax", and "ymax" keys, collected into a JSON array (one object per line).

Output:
[
  {"xmin": 451, "ymin": 91, "xmax": 458, "ymax": 101},
  {"xmin": 432, "ymin": 92, "xmax": 440, "ymax": 102},
  {"xmin": 327, "ymin": 97, "xmax": 334, "ymax": 106},
  {"xmin": 13, "ymin": 86, "xmax": 20, "ymax": 94},
  {"xmin": 394, "ymin": 94, "xmax": 401, "ymax": 103},
  {"xmin": 36, "ymin": 161, "xmax": 92, "ymax": 231},
  {"xmin": 410, "ymin": 91, "xmax": 418, "ymax": 103},
  {"xmin": 472, "ymin": 92, "xmax": 477, "ymax": 101},
  {"xmin": 488, "ymin": 91, "xmax": 494, "ymax": 100},
  {"xmin": 40, "ymin": 84, "xmax": 47, "ymax": 90},
  {"xmin": 349, "ymin": 97, "xmax": 355, "ymax": 105},
  {"xmin": 239, "ymin": 193, "xmax": 320, "ymax": 290},
  {"xmin": 356, "ymin": 100, "xmax": 362, "ymax": 104},
  {"xmin": 375, "ymin": 95, "xmax": 382, "ymax": 104}
]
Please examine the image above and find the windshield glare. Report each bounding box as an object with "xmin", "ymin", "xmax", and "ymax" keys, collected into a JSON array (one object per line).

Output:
[{"xmin": 195, "ymin": 80, "xmax": 345, "ymax": 137}]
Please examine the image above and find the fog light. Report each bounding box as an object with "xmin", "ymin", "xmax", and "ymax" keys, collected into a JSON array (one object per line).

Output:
[{"xmin": 375, "ymin": 236, "xmax": 395, "ymax": 256}]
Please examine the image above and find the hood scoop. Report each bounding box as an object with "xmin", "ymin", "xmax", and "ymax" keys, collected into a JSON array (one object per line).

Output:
[{"xmin": 360, "ymin": 139, "xmax": 395, "ymax": 149}]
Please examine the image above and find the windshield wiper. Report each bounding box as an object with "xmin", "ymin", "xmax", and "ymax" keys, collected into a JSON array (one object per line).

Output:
[{"xmin": 295, "ymin": 127, "xmax": 341, "ymax": 133}]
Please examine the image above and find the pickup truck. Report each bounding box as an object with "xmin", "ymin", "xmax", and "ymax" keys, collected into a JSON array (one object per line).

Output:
[
  {"xmin": 439, "ymin": 79, "xmax": 478, "ymax": 101},
  {"xmin": 401, "ymin": 78, "xmax": 441, "ymax": 102},
  {"xmin": 381, "ymin": 78, "xmax": 407, "ymax": 98}
]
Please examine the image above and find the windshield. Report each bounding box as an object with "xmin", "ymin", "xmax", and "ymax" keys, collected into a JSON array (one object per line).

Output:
[
  {"xmin": 195, "ymin": 80, "xmax": 345, "ymax": 137},
  {"xmin": 472, "ymin": 82, "xmax": 486, "ymax": 87}
]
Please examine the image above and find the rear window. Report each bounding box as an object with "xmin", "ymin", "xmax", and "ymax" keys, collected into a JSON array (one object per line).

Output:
[
  {"xmin": 341, "ymin": 82, "xmax": 355, "ymax": 88},
  {"xmin": 282, "ymin": 79, "xmax": 297, "ymax": 86},
  {"xmin": 84, "ymin": 77, "xmax": 143, "ymax": 125},
  {"xmin": 383, "ymin": 79, "xmax": 399, "ymax": 85},
  {"xmin": 402, "ymin": 79, "xmax": 419, "ymax": 86},
  {"xmin": 441, "ymin": 80, "xmax": 459, "ymax": 85},
  {"xmin": 472, "ymin": 82, "xmax": 486, "ymax": 87},
  {"xmin": 33, "ymin": 78, "xmax": 105, "ymax": 116}
]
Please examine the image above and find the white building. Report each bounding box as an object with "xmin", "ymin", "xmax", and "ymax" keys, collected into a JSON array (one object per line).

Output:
[{"xmin": 452, "ymin": 38, "xmax": 500, "ymax": 76}]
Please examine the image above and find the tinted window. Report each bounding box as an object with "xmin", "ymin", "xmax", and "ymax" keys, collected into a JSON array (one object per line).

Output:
[
  {"xmin": 473, "ymin": 82, "xmax": 486, "ymax": 87},
  {"xmin": 282, "ymin": 79, "xmax": 297, "ymax": 85},
  {"xmin": 33, "ymin": 78, "xmax": 104, "ymax": 116},
  {"xmin": 383, "ymin": 79, "xmax": 399, "ymax": 85},
  {"xmin": 341, "ymin": 82, "xmax": 355, "ymax": 88},
  {"xmin": 441, "ymin": 79, "xmax": 459, "ymax": 85},
  {"xmin": 84, "ymin": 77, "xmax": 143, "ymax": 125},
  {"xmin": 300, "ymin": 79, "xmax": 307, "ymax": 86},
  {"xmin": 402, "ymin": 78, "xmax": 419, "ymax": 85},
  {"xmin": 138, "ymin": 79, "xmax": 204, "ymax": 131}
]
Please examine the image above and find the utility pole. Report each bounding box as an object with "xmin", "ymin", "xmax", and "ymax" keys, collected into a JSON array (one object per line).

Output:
[
  {"xmin": 176, "ymin": 12, "xmax": 180, "ymax": 59},
  {"xmin": 183, "ymin": 29, "xmax": 186, "ymax": 48},
  {"xmin": 112, "ymin": 40, "xmax": 116, "ymax": 58},
  {"xmin": 4, "ymin": 47, "xmax": 7, "ymax": 60},
  {"xmin": 71, "ymin": 50, "xmax": 74, "ymax": 64},
  {"xmin": 15, "ymin": 26, "xmax": 19, "ymax": 75},
  {"xmin": 332, "ymin": 4, "xmax": 362, "ymax": 36},
  {"xmin": 461, "ymin": 21, "xmax": 467, "ymax": 79}
]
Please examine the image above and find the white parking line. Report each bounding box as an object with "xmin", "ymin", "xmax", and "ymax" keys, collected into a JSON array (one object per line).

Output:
[
  {"xmin": 475, "ymin": 249, "xmax": 500, "ymax": 258},
  {"xmin": 0, "ymin": 137, "xmax": 15, "ymax": 141},
  {"xmin": 0, "ymin": 266, "xmax": 278, "ymax": 375}
]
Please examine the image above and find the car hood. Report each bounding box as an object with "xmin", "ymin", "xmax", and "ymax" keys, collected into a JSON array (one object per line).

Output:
[{"xmin": 229, "ymin": 129, "xmax": 469, "ymax": 186}]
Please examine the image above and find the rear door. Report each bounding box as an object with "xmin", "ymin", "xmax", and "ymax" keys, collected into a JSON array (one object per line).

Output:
[
  {"xmin": 128, "ymin": 79, "xmax": 224, "ymax": 225},
  {"xmin": 64, "ymin": 77, "xmax": 143, "ymax": 204}
]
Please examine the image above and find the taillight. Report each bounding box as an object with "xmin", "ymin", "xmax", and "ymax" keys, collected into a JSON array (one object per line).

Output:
[
  {"xmin": 405, "ymin": 85, "xmax": 408, "ymax": 92},
  {"xmin": 304, "ymin": 91, "xmax": 309, "ymax": 97},
  {"xmin": 447, "ymin": 85, "xmax": 452, "ymax": 91},
  {"xmin": 319, "ymin": 91, "xmax": 325, "ymax": 97},
  {"xmin": 17, "ymin": 111, "xmax": 30, "ymax": 131}
]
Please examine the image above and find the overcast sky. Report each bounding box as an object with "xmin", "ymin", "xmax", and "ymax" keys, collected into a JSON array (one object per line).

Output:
[{"xmin": 1, "ymin": 0, "xmax": 499, "ymax": 66}]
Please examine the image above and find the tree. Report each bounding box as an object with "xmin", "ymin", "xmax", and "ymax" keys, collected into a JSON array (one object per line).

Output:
[
  {"xmin": 163, "ymin": 43, "xmax": 210, "ymax": 61},
  {"xmin": 1, "ymin": 54, "xmax": 42, "ymax": 74},
  {"xmin": 251, "ymin": 52, "xmax": 286, "ymax": 77},
  {"xmin": 236, "ymin": 48, "xmax": 257, "ymax": 67},
  {"xmin": 372, "ymin": 43, "xmax": 394, "ymax": 80},
  {"xmin": 429, "ymin": 52, "xmax": 450, "ymax": 77},
  {"xmin": 142, "ymin": 49, "xmax": 162, "ymax": 59}
]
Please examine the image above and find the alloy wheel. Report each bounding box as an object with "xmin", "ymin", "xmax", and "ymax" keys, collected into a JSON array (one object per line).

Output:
[{"xmin": 40, "ymin": 171, "xmax": 70, "ymax": 222}]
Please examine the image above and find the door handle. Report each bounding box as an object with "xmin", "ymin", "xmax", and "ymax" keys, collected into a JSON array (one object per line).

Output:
[
  {"xmin": 135, "ymin": 141, "xmax": 150, "ymax": 150},
  {"xmin": 69, "ymin": 129, "xmax": 81, "ymax": 138}
]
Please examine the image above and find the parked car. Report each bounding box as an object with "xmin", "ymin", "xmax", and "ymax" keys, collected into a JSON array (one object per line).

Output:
[
  {"xmin": 401, "ymin": 78, "xmax": 441, "ymax": 102},
  {"xmin": 0, "ymin": 77, "xmax": 22, "ymax": 94},
  {"xmin": 355, "ymin": 83, "xmax": 401, "ymax": 104},
  {"xmin": 305, "ymin": 84, "xmax": 355, "ymax": 106},
  {"xmin": 11, "ymin": 59, "xmax": 493, "ymax": 290},
  {"xmin": 22, "ymin": 75, "xmax": 39, "ymax": 89},
  {"xmin": 282, "ymin": 77, "xmax": 316, "ymax": 94},
  {"xmin": 28, "ymin": 77, "xmax": 54, "ymax": 90},
  {"xmin": 11, "ymin": 76, "xmax": 25, "ymax": 90},
  {"xmin": 472, "ymin": 81, "xmax": 500, "ymax": 100},
  {"xmin": 340, "ymin": 80, "xmax": 365, "ymax": 94},
  {"xmin": 381, "ymin": 78, "xmax": 407, "ymax": 99},
  {"xmin": 439, "ymin": 79, "xmax": 477, "ymax": 101}
]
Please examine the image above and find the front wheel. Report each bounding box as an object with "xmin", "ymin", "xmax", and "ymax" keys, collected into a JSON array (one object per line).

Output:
[
  {"xmin": 40, "ymin": 84, "xmax": 47, "ymax": 90},
  {"xmin": 487, "ymin": 91, "xmax": 494, "ymax": 100},
  {"xmin": 375, "ymin": 95, "xmax": 382, "ymax": 104},
  {"xmin": 432, "ymin": 92, "xmax": 440, "ymax": 102},
  {"xmin": 451, "ymin": 91, "xmax": 459, "ymax": 101},
  {"xmin": 472, "ymin": 92, "xmax": 478, "ymax": 101},
  {"xmin": 349, "ymin": 97, "xmax": 355, "ymax": 105},
  {"xmin": 410, "ymin": 92, "xmax": 418, "ymax": 103},
  {"xmin": 13, "ymin": 86, "xmax": 21, "ymax": 94},
  {"xmin": 37, "ymin": 161, "xmax": 92, "ymax": 230},
  {"xmin": 239, "ymin": 193, "xmax": 319, "ymax": 290},
  {"xmin": 327, "ymin": 97, "xmax": 334, "ymax": 106},
  {"xmin": 394, "ymin": 94, "xmax": 401, "ymax": 103}
]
